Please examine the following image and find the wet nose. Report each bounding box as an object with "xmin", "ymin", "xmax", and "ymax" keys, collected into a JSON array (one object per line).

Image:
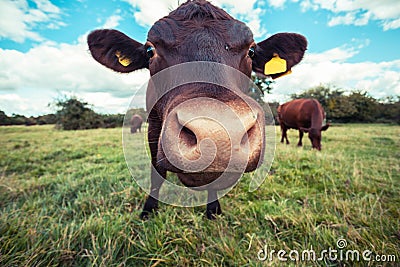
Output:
[{"xmin": 159, "ymin": 97, "xmax": 264, "ymax": 173}]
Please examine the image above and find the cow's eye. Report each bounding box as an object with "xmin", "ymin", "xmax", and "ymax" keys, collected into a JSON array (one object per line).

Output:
[
  {"xmin": 248, "ymin": 46, "xmax": 255, "ymax": 58},
  {"xmin": 146, "ymin": 46, "xmax": 155, "ymax": 58}
]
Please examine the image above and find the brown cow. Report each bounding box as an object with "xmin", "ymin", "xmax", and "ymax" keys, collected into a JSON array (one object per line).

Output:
[
  {"xmin": 130, "ymin": 114, "xmax": 143, "ymax": 133},
  {"xmin": 277, "ymin": 99, "xmax": 330, "ymax": 150},
  {"xmin": 88, "ymin": 0, "xmax": 307, "ymax": 219}
]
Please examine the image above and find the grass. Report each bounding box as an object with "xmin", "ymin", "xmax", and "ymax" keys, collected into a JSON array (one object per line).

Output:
[{"xmin": 0, "ymin": 124, "xmax": 399, "ymax": 266}]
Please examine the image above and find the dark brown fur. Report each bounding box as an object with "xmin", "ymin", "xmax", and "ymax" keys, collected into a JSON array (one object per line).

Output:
[
  {"xmin": 87, "ymin": 0, "xmax": 308, "ymax": 219},
  {"xmin": 130, "ymin": 114, "xmax": 143, "ymax": 134},
  {"xmin": 277, "ymin": 99, "xmax": 330, "ymax": 150}
]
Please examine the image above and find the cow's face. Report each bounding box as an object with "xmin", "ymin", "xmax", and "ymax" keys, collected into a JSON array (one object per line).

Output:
[
  {"xmin": 303, "ymin": 124, "xmax": 330, "ymax": 150},
  {"xmin": 308, "ymin": 128, "xmax": 322, "ymax": 150},
  {"xmin": 146, "ymin": 15, "xmax": 254, "ymax": 76},
  {"xmin": 88, "ymin": 0, "xmax": 307, "ymax": 189}
]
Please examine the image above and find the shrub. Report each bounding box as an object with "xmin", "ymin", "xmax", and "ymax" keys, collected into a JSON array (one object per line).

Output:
[{"xmin": 54, "ymin": 97, "xmax": 103, "ymax": 130}]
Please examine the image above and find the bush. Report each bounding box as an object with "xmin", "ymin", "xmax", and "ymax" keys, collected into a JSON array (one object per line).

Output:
[
  {"xmin": 54, "ymin": 97, "xmax": 103, "ymax": 130},
  {"xmin": 0, "ymin": 110, "xmax": 11, "ymax": 125},
  {"xmin": 52, "ymin": 96, "xmax": 129, "ymax": 130},
  {"xmin": 290, "ymin": 85, "xmax": 400, "ymax": 124},
  {"xmin": 36, "ymin": 114, "xmax": 57, "ymax": 125},
  {"xmin": 101, "ymin": 114, "xmax": 124, "ymax": 128}
]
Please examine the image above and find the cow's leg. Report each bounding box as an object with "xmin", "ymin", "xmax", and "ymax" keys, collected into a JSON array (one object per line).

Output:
[
  {"xmin": 284, "ymin": 129, "xmax": 289, "ymax": 144},
  {"xmin": 298, "ymin": 130, "xmax": 303, "ymax": 146},
  {"xmin": 280, "ymin": 126, "xmax": 285, "ymax": 143},
  {"xmin": 282, "ymin": 125, "xmax": 290, "ymax": 144},
  {"xmin": 140, "ymin": 111, "xmax": 165, "ymax": 219},
  {"xmin": 280, "ymin": 124, "xmax": 289, "ymax": 144},
  {"xmin": 206, "ymin": 189, "xmax": 222, "ymax": 220},
  {"xmin": 140, "ymin": 166, "xmax": 166, "ymax": 219}
]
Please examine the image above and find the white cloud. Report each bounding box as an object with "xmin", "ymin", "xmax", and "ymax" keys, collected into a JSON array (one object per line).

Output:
[
  {"xmin": 102, "ymin": 13, "xmax": 123, "ymax": 29},
  {"xmin": 0, "ymin": 94, "xmax": 31, "ymax": 115},
  {"xmin": 382, "ymin": 18, "xmax": 400, "ymax": 31},
  {"xmin": 101, "ymin": 1, "xmax": 400, "ymax": 43},
  {"xmin": 98, "ymin": 9, "xmax": 123, "ymax": 29},
  {"xmin": 301, "ymin": 0, "xmax": 400, "ymax": 30},
  {"xmin": 327, "ymin": 11, "xmax": 371, "ymax": 27},
  {"xmin": 267, "ymin": 0, "xmax": 287, "ymax": 9},
  {"xmin": 35, "ymin": 0, "xmax": 61, "ymax": 13},
  {"xmin": 79, "ymin": 92, "xmax": 135, "ymax": 115},
  {"xmin": 207, "ymin": 0, "xmax": 268, "ymax": 38},
  {"xmin": 224, "ymin": 5, "xmax": 267, "ymax": 38},
  {"xmin": 0, "ymin": 0, "xmax": 65, "ymax": 43},
  {"xmin": 268, "ymin": 43, "xmax": 400, "ymax": 103},
  {"xmin": 213, "ymin": 0, "xmax": 259, "ymax": 15},
  {"xmin": 0, "ymin": 0, "xmax": 42, "ymax": 42},
  {"xmin": 0, "ymin": 36, "xmax": 150, "ymax": 116},
  {"xmin": 122, "ymin": 0, "xmax": 268, "ymax": 38},
  {"xmin": 123, "ymin": 0, "xmax": 177, "ymax": 27},
  {"xmin": 306, "ymin": 45, "xmax": 359, "ymax": 63}
]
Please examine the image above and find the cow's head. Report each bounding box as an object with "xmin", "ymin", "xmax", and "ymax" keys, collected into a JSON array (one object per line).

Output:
[
  {"xmin": 300, "ymin": 124, "xmax": 330, "ymax": 150},
  {"xmin": 88, "ymin": 0, "xmax": 307, "ymax": 190}
]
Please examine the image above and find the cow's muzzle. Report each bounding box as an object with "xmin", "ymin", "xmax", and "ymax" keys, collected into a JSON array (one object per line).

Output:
[{"xmin": 157, "ymin": 97, "xmax": 265, "ymax": 176}]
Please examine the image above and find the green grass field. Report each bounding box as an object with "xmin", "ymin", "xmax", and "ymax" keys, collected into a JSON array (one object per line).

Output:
[{"xmin": 0, "ymin": 124, "xmax": 399, "ymax": 266}]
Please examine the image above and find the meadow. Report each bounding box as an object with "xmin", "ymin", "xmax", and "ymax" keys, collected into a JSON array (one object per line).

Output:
[{"xmin": 0, "ymin": 124, "xmax": 399, "ymax": 266}]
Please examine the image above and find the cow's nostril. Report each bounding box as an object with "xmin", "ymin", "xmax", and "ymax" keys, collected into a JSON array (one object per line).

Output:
[
  {"xmin": 240, "ymin": 130, "xmax": 248, "ymax": 148},
  {"xmin": 241, "ymin": 123, "xmax": 256, "ymax": 153},
  {"xmin": 179, "ymin": 126, "xmax": 197, "ymax": 148}
]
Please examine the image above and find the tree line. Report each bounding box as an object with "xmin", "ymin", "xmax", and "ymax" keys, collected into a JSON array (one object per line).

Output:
[
  {"xmin": 248, "ymin": 81, "xmax": 399, "ymax": 125},
  {"xmin": 289, "ymin": 85, "xmax": 399, "ymax": 124},
  {"xmin": 0, "ymin": 96, "xmax": 146, "ymax": 130},
  {"xmin": 0, "ymin": 111, "xmax": 57, "ymax": 126},
  {"xmin": 1, "ymin": 85, "xmax": 399, "ymax": 129}
]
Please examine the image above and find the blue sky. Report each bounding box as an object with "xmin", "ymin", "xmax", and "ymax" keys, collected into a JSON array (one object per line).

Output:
[{"xmin": 0, "ymin": 0, "xmax": 399, "ymax": 116}]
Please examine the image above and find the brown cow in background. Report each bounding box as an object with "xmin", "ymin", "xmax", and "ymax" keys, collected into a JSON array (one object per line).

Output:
[
  {"xmin": 130, "ymin": 114, "xmax": 143, "ymax": 134},
  {"xmin": 277, "ymin": 99, "xmax": 329, "ymax": 150}
]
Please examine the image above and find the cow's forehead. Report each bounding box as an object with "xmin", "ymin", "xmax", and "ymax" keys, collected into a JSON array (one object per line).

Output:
[
  {"xmin": 147, "ymin": 1, "xmax": 253, "ymax": 47},
  {"xmin": 148, "ymin": 18, "xmax": 253, "ymax": 47}
]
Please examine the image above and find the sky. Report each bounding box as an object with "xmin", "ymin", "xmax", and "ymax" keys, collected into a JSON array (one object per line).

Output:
[{"xmin": 0, "ymin": 0, "xmax": 399, "ymax": 116}]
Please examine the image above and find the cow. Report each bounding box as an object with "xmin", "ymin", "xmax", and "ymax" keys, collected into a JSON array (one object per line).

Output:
[
  {"xmin": 130, "ymin": 114, "xmax": 143, "ymax": 133},
  {"xmin": 277, "ymin": 99, "xmax": 330, "ymax": 150},
  {"xmin": 87, "ymin": 0, "xmax": 307, "ymax": 219}
]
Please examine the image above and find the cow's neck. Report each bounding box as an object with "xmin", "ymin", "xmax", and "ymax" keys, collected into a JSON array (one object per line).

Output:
[{"xmin": 310, "ymin": 100, "xmax": 323, "ymax": 129}]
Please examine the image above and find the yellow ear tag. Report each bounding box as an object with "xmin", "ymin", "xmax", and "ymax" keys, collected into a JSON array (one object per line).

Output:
[
  {"xmin": 264, "ymin": 53, "xmax": 287, "ymax": 75},
  {"xmin": 115, "ymin": 51, "xmax": 131, "ymax": 67}
]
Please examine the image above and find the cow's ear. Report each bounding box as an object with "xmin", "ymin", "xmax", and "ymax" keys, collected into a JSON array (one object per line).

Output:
[
  {"xmin": 252, "ymin": 33, "xmax": 307, "ymax": 79},
  {"xmin": 87, "ymin": 29, "xmax": 148, "ymax": 73},
  {"xmin": 300, "ymin": 127, "xmax": 310, "ymax": 133},
  {"xmin": 321, "ymin": 123, "xmax": 330, "ymax": 131}
]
